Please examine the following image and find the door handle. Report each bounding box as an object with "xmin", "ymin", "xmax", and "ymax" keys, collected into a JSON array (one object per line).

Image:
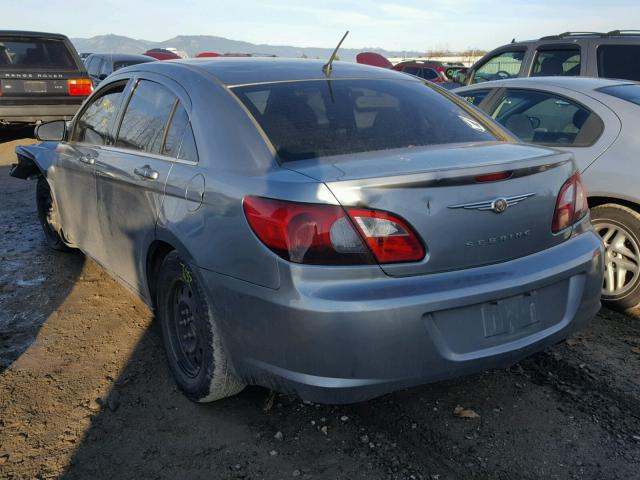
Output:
[
  {"xmin": 79, "ymin": 154, "xmax": 95, "ymax": 165},
  {"xmin": 134, "ymin": 165, "xmax": 159, "ymax": 180}
]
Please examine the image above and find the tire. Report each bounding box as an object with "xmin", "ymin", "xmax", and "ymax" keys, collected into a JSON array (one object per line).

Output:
[
  {"xmin": 156, "ymin": 251, "xmax": 245, "ymax": 402},
  {"xmin": 35, "ymin": 176, "xmax": 74, "ymax": 252},
  {"xmin": 591, "ymin": 203, "xmax": 640, "ymax": 311}
]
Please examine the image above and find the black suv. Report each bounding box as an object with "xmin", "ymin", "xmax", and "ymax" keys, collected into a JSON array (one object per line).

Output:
[
  {"xmin": 0, "ymin": 31, "xmax": 91, "ymax": 125},
  {"xmin": 463, "ymin": 30, "xmax": 640, "ymax": 85}
]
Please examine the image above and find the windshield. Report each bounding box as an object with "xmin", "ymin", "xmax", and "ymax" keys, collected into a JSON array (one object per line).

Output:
[
  {"xmin": 0, "ymin": 37, "xmax": 76, "ymax": 70},
  {"xmin": 232, "ymin": 79, "xmax": 497, "ymax": 162}
]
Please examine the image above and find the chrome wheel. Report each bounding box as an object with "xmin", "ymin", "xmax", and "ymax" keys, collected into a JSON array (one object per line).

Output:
[{"xmin": 595, "ymin": 222, "xmax": 640, "ymax": 296}]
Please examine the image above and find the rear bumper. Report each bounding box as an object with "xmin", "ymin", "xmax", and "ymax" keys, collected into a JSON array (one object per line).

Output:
[
  {"xmin": 200, "ymin": 230, "xmax": 604, "ymax": 404},
  {"xmin": 0, "ymin": 102, "xmax": 83, "ymax": 124}
]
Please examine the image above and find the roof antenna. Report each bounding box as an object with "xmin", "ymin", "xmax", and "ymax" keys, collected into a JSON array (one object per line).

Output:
[{"xmin": 322, "ymin": 30, "xmax": 349, "ymax": 76}]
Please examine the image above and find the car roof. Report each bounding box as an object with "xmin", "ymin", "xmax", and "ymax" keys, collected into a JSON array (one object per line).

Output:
[
  {"xmin": 90, "ymin": 53, "xmax": 155, "ymax": 62},
  {"xmin": 455, "ymin": 76, "xmax": 638, "ymax": 93},
  {"xmin": 0, "ymin": 30, "xmax": 69, "ymax": 40},
  {"xmin": 133, "ymin": 57, "xmax": 417, "ymax": 86}
]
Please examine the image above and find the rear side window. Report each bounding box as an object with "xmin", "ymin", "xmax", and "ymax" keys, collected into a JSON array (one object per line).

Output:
[
  {"xmin": 531, "ymin": 48, "xmax": 580, "ymax": 77},
  {"xmin": 0, "ymin": 37, "xmax": 76, "ymax": 70},
  {"xmin": 401, "ymin": 66, "xmax": 420, "ymax": 76},
  {"xmin": 115, "ymin": 80, "xmax": 176, "ymax": 154},
  {"xmin": 72, "ymin": 83, "xmax": 126, "ymax": 145},
  {"xmin": 597, "ymin": 84, "xmax": 640, "ymax": 106},
  {"xmin": 419, "ymin": 68, "xmax": 439, "ymax": 81},
  {"xmin": 232, "ymin": 79, "xmax": 497, "ymax": 162},
  {"xmin": 598, "ymin": 45, "xmax": 640, "ymax": 81},
  {"xmin": 489, "ymin": 89, "xmax": 603, "ymax": 147},
  {"xmin": 163, "ymin": 102, "xmax": 198, "ymax": 162},
  {"xmin": 472, "ymin": 50, "xmax": 525, "ymax": 84}
]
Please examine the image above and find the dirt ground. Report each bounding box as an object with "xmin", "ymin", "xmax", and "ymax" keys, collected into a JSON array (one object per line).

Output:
[{"xmin": 1, "ymin": 131, "xmax": 640, "ymax": 480}]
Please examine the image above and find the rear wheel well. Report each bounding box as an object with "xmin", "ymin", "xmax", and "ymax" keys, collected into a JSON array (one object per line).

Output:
[
  {"xmin": 588, "ymin": 196, "xmax": 640, "ymax": 214},
  {"xmin": 146, "ymin": 240, "xmax": 175, "ymax": 308}
]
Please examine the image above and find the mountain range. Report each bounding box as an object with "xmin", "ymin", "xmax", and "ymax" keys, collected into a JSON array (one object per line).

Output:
[{"xmin": 70, "ymin": 34, "xmax": 424, "ymax": 62}]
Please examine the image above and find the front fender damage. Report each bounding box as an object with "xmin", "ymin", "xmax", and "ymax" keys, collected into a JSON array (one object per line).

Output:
[{"xmin": 10, "ymin": 144, "xmax": 51, "ymax": 180}]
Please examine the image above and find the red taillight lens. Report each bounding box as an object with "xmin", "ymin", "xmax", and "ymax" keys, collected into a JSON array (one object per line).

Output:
[
  {"xmin": 552, "ymin": 172, "xmax": 588, "ymax": 233},
  {"xmin": 243, "ymin": 197, "xmax": 425, "ymax": 265},
  {"xmin": 243, "ymin": 197, "xmax": 372, "ymax": 265},
  {"xmin": 67, "ymin": 79, "xmax": 93, "ymax": 96},
  {"xmin": 346, "ymin": 208, "xmax": 425, "ymax": 263}
]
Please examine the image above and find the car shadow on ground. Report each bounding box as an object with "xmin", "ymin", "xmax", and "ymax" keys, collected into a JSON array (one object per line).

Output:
[{"xmin": 0, "ymin": 132, "xmax": 86, "ymax": 373}]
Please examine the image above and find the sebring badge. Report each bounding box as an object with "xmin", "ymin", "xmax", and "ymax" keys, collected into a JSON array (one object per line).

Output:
[{"xmin": 448, "ymin": 192, "xmax": 536, "ymax": 214}]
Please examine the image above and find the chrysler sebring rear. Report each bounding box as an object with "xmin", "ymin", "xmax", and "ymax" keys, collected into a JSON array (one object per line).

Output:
[{"xmin": 10, "ymin": 59, "xmax": 604, "ymax": 404}]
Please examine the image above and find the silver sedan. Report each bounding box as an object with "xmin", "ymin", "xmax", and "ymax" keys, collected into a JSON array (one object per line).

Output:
[
  {"xmin": 10, "ymin": 59, "xmax": 603, "ymax": 403},
  {"xmin": 456, "ymin": 77, "xmax": 640, "ymax": 311}
]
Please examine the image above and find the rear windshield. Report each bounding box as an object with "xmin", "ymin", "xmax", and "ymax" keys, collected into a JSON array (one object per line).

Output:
[
  {"xmin": 0, "ymin": 37, "xmax": 76, "ymax": 70},
  {"xmin": 232, "ymin": 79, "xmax": 497, "ymax": 162},
  {"xmin": 597, "ymin": 84, "xmax": 640, "ymax": 106}
]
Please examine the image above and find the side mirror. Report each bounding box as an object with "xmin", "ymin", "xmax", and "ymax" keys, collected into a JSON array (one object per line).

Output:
[{"xmin": 35, "ymin": 120, "xmax": 67, "ymax": 142}]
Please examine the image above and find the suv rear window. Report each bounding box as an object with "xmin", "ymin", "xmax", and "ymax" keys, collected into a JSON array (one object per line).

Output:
[
  {"xmin": 232, "ymin": 79, "xmax": 497, "ymax": 162},
  {"xmin": 597, "ymin": 84, "xmax": 640, "ymax": 106},
  {"xmin": 0, "ymin": 37, "xmax": 76, "ymax": 70},
  {"xmin": 598, "ymin": 45, "xmax": 640, "ymax": 81}
]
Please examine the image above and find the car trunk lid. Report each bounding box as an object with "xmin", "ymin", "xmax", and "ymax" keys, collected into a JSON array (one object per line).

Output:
[{"xmin": 285, "ymin": 142, "xmax": 576, "ymax": 276}]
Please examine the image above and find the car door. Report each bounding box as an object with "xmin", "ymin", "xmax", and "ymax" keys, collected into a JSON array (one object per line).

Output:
[
  {"xmin": 55, "ymin": 79, "xmax": 129, "ymax": 259},
  {"xmin": 93, "ymin": 74, "xmax": 184, "ymax": 295},
  {"xmin": 482, "ymin": 86, "xmax": 621, "ymax": 171}
]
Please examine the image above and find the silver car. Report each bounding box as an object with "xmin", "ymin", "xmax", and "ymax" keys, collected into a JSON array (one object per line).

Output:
[
  {"xmin": 9, "ymin": 59, "xmax": 604, "ymax": 404},
  {"xmin": 456, "ymin": 77, "xmax": 640, "ymax": 311}
]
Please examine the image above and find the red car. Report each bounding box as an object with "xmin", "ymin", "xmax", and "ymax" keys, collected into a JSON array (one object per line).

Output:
[{"xmin": 143, "ymin": 48, "xmax": 181, "ymax": 61}]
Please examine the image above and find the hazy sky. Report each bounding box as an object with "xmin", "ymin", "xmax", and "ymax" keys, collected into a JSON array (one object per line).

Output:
[{"xmin": 3, "ymin": 0, "xmax": 639, "ymax": 51}]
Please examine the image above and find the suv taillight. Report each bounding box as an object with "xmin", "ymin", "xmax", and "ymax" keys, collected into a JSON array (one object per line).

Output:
[
  {"xmin": 552, "ymin": 172, "xmax": 588, "ymax": 233},
  {"xmin": 67, "ymin": 79, "xmax": 92, "ymax": 96},
  {"xmin": 243, "ymin": 196, "xmax": 425, "ymax": 265}
]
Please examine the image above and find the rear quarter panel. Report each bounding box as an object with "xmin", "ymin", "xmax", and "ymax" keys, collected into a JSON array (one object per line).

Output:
[{"xmin": 156, "ymin": 72, "xmax": 334, "ymax": 289}]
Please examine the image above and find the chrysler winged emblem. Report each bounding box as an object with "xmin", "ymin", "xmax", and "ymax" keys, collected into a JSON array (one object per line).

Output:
[{"xmin": 448, "ymin": 193, "xmax": 535, "ymax": 214}]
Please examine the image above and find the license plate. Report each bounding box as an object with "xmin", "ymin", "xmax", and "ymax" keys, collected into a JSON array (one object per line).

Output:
[
  {"xmin": 24, "ymin": 81, "xmax": 47, "ymax": 93},
  {"xmin": 481, "ymin": 292, "xmax": 538, "ymax": 338}
]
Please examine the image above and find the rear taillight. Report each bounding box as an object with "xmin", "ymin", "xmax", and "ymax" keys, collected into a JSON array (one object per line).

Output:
[
  {"xmin": 346, "ymin": 208, "xmax": 425, "ymax": 263},
  {"xmin": 243, "ymin": 197, "xmax": 425, "ymax": 265},
  {"xmin": 552, "ymin": 172, "xmax": 588, "ymax": 233},
  {"xmin": 67, "ymin": 79, "xmax": 92, "ymax": 96}
]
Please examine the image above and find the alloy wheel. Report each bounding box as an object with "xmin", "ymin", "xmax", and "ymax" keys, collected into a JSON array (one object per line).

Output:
[{"xmin": 595, "ymin": 222, "xmax": 640, "ymax": 297}]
